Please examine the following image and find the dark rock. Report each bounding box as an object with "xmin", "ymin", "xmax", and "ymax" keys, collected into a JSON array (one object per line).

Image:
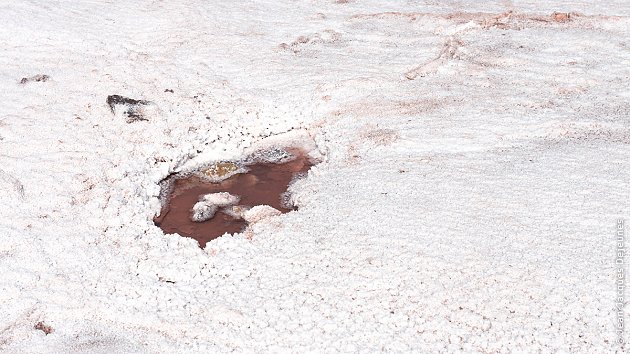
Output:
[
  {"xmin": 106, "ymin": 95, "xmax": 148, "ymax": 111},
  {"xmin": 34, "ymin": 321, "xmax": 54, "ymax": 335},
  {"xmin": 19, "ymin": 74, "xmax": 50, "ymax": 84},
  {"xmin": 106, "ymin": 95, "xmax": 152, "ymax": 123}
]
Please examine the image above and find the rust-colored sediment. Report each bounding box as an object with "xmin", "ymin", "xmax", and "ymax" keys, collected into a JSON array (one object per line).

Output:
[{"xmin": 154, "ymin": 150, "xmax": 313, "ymax": 246}]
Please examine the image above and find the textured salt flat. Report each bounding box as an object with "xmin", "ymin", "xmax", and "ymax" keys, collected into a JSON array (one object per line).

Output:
[{"xmin": 0, "ymin": 0, "xmax": 629, "ymax": 352}]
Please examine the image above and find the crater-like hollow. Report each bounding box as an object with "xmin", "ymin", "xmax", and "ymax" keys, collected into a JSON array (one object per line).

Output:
[{"xmin": 154, "ymin": 148, "xmax": 314, "ymax": 246}]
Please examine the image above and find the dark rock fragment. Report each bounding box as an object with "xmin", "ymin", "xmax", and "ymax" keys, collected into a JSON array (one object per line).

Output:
[
  {"xmin": 19, "ymin": 74, "xmax": 50, "ymax": 84},
  {"xmin": 106, "ymin": 95, "xmax": 153, "ymax": 123}
]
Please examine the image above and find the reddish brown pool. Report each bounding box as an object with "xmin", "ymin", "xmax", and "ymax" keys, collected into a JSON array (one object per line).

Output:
[{"xmin": 154, "ymin": 150, "xmax": 313, "ymax": 246}]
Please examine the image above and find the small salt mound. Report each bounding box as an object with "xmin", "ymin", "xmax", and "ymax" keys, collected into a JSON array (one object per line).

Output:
[
  {"xmin": 222, "ymin": 205, "xmax": 250, "ymax": 219},
  {"xmin": 191, "ymin": 202, "xmax": 218, "ymax": 222},
  {"xmin": 242, "ymin": 205, "xmax": 281, "ymax": 223},
  {"xmin": 191, "ymin": 193, "xmax": 241, "ymax": 222},
  {"xmin": 201, "ymin": 192, "xmax": 240, "ymax": 206}
]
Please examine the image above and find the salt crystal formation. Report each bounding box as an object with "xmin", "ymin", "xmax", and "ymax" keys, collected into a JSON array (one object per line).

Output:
[
  {"xmin": 222, "ymin": 205, "xmax": 250, "ymax": 219},
  {"xmin": 191, "ymin": 203, "xmax": 218, "ymax": 222},
  {"xmin": 190, "ymin": 192, "xmax": 240, "ymax": 222},
  {"xmin": 242, "ymin": 205, "xmax": 282, "ymax": 223},
  {"xmin": 201, "ymin": 192, "xmax": 241, "ymax": 206}
]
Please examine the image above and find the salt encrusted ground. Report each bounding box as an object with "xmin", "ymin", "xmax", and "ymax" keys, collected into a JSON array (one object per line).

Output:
[{"xmin": 1, "ymin": 1, "xmax": 629, "ymax": 352}]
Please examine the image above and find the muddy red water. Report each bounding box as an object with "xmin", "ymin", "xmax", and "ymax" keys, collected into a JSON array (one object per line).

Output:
[{"xmin": 154, "ymin": 151, "xmax": 313, "ymax": 246}]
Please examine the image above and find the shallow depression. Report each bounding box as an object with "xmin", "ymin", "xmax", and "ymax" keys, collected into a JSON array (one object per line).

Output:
[{"xmin": 154, "ymin": 149, "xmax": 313, "ymax": 246}]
